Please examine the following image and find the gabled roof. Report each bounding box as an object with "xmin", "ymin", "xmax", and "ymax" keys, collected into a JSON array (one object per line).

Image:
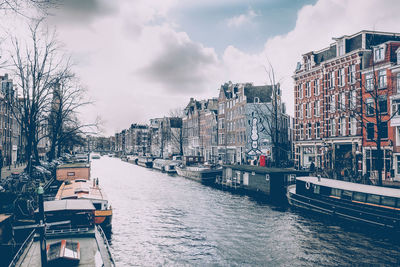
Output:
[{"xmin": 244, "ymin": 85, "xmax": 273, "ymax": 103}]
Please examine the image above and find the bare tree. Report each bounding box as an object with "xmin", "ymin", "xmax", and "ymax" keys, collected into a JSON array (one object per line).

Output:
[
  {"xmin": 8, "ymin": 19, "xmax": 70, "ymax": 169},
  {"xmin": 46, "ymin": 77, "xmax": 93, "ymax": 161},
  {"xmin": 168, "ymin": 108, "xmax": 184, "ymax": 156},
  {"xmin": 252, "ymin": 61, "xmax": 290, "ymax": 167}
]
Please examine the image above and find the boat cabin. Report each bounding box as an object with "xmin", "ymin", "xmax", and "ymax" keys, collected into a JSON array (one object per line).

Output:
[
  {"xmin": 221, "ymin": 165, "xmax": 309, "ymax": 202},
  {"xmin": 184, "ymin": 156, "xmax": 204, "ymax": 166},
  {"xmin": 296, "ymin": 176, "xmax": 400, "ymax": 210},
  {"xmin": 56, "ymin": 163, "xmax": 91, "ymax": 182}
]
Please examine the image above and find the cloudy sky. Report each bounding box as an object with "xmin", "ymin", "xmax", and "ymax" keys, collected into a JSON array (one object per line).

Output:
[{"xmin": 2, "ymin": 0, "xmax": 400, "ymax": 136}]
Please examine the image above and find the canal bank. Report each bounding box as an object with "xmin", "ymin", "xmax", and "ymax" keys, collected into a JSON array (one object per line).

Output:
[{"xmin": 93, "ymin": 156, "xmax": 400, "ymax": 266}]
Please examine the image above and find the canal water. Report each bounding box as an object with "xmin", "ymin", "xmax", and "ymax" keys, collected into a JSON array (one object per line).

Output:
[{"xmin": 92, "ymin": 157, "xmax": 400, "ymax": 266}]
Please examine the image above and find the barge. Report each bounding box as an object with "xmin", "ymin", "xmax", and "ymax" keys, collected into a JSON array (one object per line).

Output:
[
  {"xmin": 176, "ymin": 165, "xmax": 222, "ymax": 184},
  {"xmin": 55, "ymin": 179, "xmax": 112, "ymax": 229},
  {"xmin": 287, "ymin": 176, "xmax": 400, "ymax": 230},
  {"xmin": 10, "ymin": 199, "xmax": 115, "ymax": 267},
  {"xmin": 137, "ymin": 156, "xmax": 153, "ymax": 168},
  {"xmin": 217, "ymin": 165, "xmax": 309, "ymax": 202}
]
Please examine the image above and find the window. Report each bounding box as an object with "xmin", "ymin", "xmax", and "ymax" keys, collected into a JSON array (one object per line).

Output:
[
  {"xmin": 378, "ymin": 95, "xmax": 387, "ymax": 114},
  {"xmin": 353, "ymin": 192, "xmax": 366, "ymax": 202},
  {"xmin": 366, "ymin": 98, "xmax": 374, "ymax": 116},
  {"xmin": 398, "ymin": 52, "xmax": 400, "ymax": 65},
  {"xmin": 219, "ymin": 103, "xmax": 225, "ymax": 114},
  {"xmin": 314, "ymin": 100, "xmax": 320, "ymax": 117},
  {"xmin": 338, "ymin": 92, "xmax": 345, "ymax": 111},
  {"xmin": 315, "ymin": 122, "xmax": 320, "ymax": 139},
  {"xmin": 305, "ymin": 82, "xmax": 311, "ymax": 97},
  {"xmin": 339, "ymin": 68, "xmax": 345, "ymax": 86},
  {"xmin": 306, "ymin": 103, "xmax": 311, "ymax": 118},
  {"xmin": 397, "ymin": 73, "xmax": 400, "ymax": 93},
  {"xmin": 330, "ymin": 118, "xmax": 336, "ymax": 136},
  {"xmin": 299, "ymin": 124, "xmax": 304, "ymax": 140},
  {"xmin": 378, "ymin": 70, "xmax": 387, "ymax": 89},
  {"xmin": 337, "ymin": 39, "xmax": 345, "ymax": 56},
  {"xmin": 306, "ymin": 123, "xmax": 311, "ymax": 139},
  {"xmin": 299, "ymin": 104, "xmax": 303, "ymax": 119},
  {"xmin": 314, "ymin": 79, "xmax": 320, "ymax": 96},
  {"xmin": 380, "ymin": 121, "xmax": 388, "ymax": 139},
  {"xmin": 350, "ymin": 117, "xmax": 357, "ymax": 135},
  {"xmin": 374, "ymin": 46, "xmax": 385, "ymax": 62},
  {"xmin": 350, "ymin": 90, "xmax": 357, "ymax": 109},
  {"xmin": 298, "ymin": 84, "xmax": 303, "ymax": 99},
  {"xmin": 341, "ymin": 117, "xmax": 346, "ymax": 136},
  {"xmin": 366, "ymin": 73, "xmax": 373, "ymax": 91},
  {"xmin": 331, "ymin": 188, "xmax": 341, "ymax": 197},
  {"xmin": 330, "ymin": 95, "xmax": 336, "ymax": 113},
  {"xmin": 367, "ymin": 194, "xmax": 381, "ymax": 205},
  {"xmin": 367, "ymin": 122, "xmax": 374, "ymax": 140},
  {"xmin": 330, "ymin": 71, "xmax": 336, "ymax": 89},
  {"xmin": 349, "ymin": 64, "xmax": 356, "ymax": 84},
  {"xmin": 381, "ymin": 196, "xmax": 396, "ymax": 207}
]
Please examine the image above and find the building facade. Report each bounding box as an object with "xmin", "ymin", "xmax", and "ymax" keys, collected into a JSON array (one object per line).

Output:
[{"xmin": 294, "ymin": 30, "xmax": 400, "ymax": 180}]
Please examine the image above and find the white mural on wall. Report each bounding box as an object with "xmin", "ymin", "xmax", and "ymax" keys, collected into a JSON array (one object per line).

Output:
[{"xmin": 247, "ymin": 116, "xmax": 262, "ymax": 156}]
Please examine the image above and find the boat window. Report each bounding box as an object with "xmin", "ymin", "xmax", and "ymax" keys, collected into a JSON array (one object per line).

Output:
[
  {"xmin": 313, "ymin": 185, "xmax": 320, "ymax": 194},
  {"xmin": 381, "ymin": 196, "xmax": 396, "ymax": 207},
  {"xmin": 366, "ymin": 194, "xmax": 381, "ymax": 205},
  {"xmin": 341, "ymin": 190, "xmax": 352, "ymax": 200},
  {"xmin": 331, "ymin": 188, "xmax": 341, "ymax": 197},
  {"xmin": 353, "ymin": 192, "xmax": 366, "ymax": 202},
  {"xmin": 93, "ymin": 203, "xmax": 102, "ymax": 210}
]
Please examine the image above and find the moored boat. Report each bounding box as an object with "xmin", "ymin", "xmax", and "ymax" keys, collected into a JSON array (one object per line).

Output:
[
  {"xmin": 137, "ymin": 156, "xmax": 153, "ymax": 168},
  {"xmin": 55, "ymin": 179, "xmax": 112, "ymax": 229},
  {"xmin": 10, "ymin": 199, "xmax": 115, "ymax": 267},
  {"xmin": 176, "ymin": 165, "xmax": 222, "ymax": 184},
  {"xmin": 287, "ymin": 176, "xmax": 400, "ymax": 230},
  {"xmin": 153, "ymin": 159, "xmax": 180, "ymax": 173}
]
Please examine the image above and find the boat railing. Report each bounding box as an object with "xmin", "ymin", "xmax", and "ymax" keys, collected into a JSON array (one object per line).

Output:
[
  {"xmin": 8, "ymin": 229, "xmax": 35, "ymax": 267},
  {"xmin": 97, "ymin": 225, "xmax": 116, "ymax": 266},
  {"xmin": 46, "ymin": 227, "xmax": 91, "ymax": 236}
]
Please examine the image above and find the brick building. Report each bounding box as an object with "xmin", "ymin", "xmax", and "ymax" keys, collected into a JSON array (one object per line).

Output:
[
  {"xmin": 362, "ymin": 40, "xmax": 400, "ymax": 181},
  {"xmin": 294, "ymin": 30, "xmax": 400, "ymax": 180}
]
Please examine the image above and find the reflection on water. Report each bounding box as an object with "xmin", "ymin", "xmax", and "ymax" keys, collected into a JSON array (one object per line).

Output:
[{"xmin": 92, "ymin": 157, "xmax": 400, "ymax": 266}]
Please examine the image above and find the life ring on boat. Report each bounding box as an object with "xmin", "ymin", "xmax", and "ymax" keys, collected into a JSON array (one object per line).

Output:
[{"xmin": 305, "ymin": 181, "xmax": 311, "ymax": 190}]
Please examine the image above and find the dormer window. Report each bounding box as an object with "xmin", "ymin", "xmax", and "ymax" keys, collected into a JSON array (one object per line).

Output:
[
  {"xmin": 397, "ymin": 51, "xmax": 400, "ymax": 65},
  {"xmin": 305, "ymin": 59, "xmax": 311, "ymax": 71},
  {"xmin": 337, "ymin": 39, "xmax": 345, "ymax": 56},
  {"xmin": 374, "ymin": 45, "xmax": 385, "ymax": 62}
]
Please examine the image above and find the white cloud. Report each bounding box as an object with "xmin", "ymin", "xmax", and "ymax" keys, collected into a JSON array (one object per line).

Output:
[
  {"xmin": 3, "ymin": 0, "xmax": 400, "ymax": 136},
  {"xmin": 227, "ymin": 8, "xmax": 258, "ymax": 28},
  {"xmin": 220, "ymin": 0, "xmax": 400, "ymax": 117}
]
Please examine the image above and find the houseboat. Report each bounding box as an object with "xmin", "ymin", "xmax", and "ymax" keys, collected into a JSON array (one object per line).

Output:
[
  {"xmin": 56, "ymin": 163, "xmax": 90, "ymax": 182},
  {"xmin": 176, "ymin": 165, "xmax": 222, "ymax": 184},
  {"xmin": 287, "ymin": 176, "xmax": 400, "ymax": 230},
  {"xmin": 217, "ymin": 165, "xmax": 309, "ymax": 202},
  {"xmin": 55, "ymin": 179, "xmax": 112, "ymax": 229},
  {"xmin": 137, "ymin": 156, "xmax": 153, "ymax": 168},
  {"xmin": 9, "ymin": 199, "xmax": 115, "ymax": 267},
  {"xmin": 153, "ymin": 159, "xmax": 180, "ymax": 173}
]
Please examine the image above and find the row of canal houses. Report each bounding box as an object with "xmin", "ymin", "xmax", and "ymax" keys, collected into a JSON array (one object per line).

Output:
[
  {"xmin": 114, "ymin": 82, "xmax": 292, "ymax": 165},
  {"xmin": 112, "ymin": 29, "xmax": 400, "ymax": 185}
]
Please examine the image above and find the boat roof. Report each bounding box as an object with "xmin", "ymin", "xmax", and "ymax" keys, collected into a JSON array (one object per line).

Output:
[
  {"xmin": 55, "ymin": 180, "xmax": 108, "ymax": 202},
  {"xmin": 225, "ymin": 165, "xmax": 310, "ymax": 175},
  {"xmin": 57, "ymin": 163, "xmax": 90, "ymax": 169},
  {"xmin": 297, "ymin": 176, "xmax": 400, "ymax": 198},
  {"xmin": 44, "ymin": 200, "xmax": 95, "ymax": 212}
]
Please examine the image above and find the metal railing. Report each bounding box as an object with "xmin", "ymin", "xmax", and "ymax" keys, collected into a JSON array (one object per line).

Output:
[
  {"xmin": 8, "ymin": 229, "xmax": 35, "ymax": 267},
  {"xmin": 97, "ymin": 225, "xmax": 116, "ymax": 266}
]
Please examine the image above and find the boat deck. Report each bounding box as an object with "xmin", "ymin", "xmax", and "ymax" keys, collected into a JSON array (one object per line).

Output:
[{"xmin": 15, "ymin": 229, "xmax": 114, "ymax": 267}]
